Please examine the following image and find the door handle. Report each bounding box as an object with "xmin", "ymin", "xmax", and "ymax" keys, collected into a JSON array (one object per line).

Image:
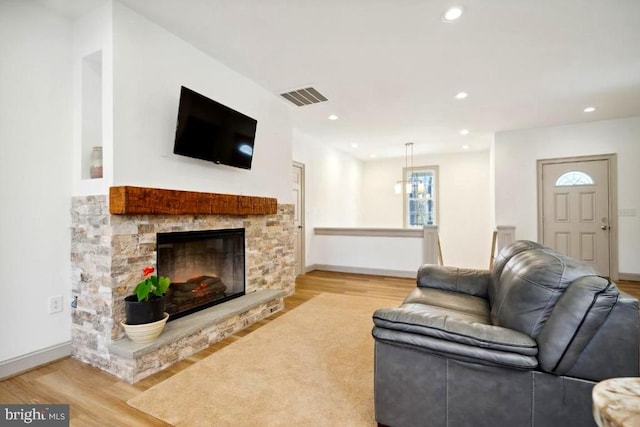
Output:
[{"xmin": 600, "ymin": 225, "xmax": 610, "ymax": 230}]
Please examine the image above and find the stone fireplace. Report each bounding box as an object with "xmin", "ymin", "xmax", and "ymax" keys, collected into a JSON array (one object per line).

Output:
[{"xmin": 70, "ymin": 187, "xmax": 295, "ymax": 383}]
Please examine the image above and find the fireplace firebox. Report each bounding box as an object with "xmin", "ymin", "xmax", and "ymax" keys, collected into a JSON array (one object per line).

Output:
[{"xmin": 157, "ymin": 228, "xmax": 245, "ymax": 321}]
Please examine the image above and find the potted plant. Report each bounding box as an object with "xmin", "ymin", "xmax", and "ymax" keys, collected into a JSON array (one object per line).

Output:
[{"xmin": 122, "ymin": 267, "xmax": 171, "ymax": 343}]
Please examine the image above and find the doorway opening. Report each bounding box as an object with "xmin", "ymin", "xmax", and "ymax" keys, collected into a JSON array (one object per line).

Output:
[{"xmin": 292, "ymin": 162, "xmax": 305, "ymax": 277}]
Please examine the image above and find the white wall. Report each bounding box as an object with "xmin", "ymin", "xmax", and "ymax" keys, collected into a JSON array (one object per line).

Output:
[
  {"xmin": 0, "ymin": 1, "xmax": 73, "ymax": 362},
  {"xmin": 292, "ymin": 130, "xmax": 362, "ymax": 267},
  {"xmin": 292, "ymin": 139, "xmax": 493, "ymax": 272},
  {"xmin": 72, "ymin": 1, "xmax": 113, "ymax": 196},
  {"xmin": 358, "ymin": 155, "xmax": 406, "ymax": 227},
  {"xmin": 495, "ymin": 116, "xmax": 640, "ymax": 274},
  {"xmin": 313, "ymin": 235, "xmax": 424, "ymax": 274},
  {"xmin": 112, "ymin": 2, "xmax": 292, "ymax": 202},
  {"xmin": 0, "ymin": 0, "xmax": 294, "ymax": 368},
  {"xmin": 360, "ymin": 151, "xmax": 493, "ymax": 269}
]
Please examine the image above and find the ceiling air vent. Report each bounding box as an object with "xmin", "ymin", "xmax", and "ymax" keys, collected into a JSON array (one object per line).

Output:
[{"xmin": 280, "ymin": 87, "xmax": 328, "ymax": 106}]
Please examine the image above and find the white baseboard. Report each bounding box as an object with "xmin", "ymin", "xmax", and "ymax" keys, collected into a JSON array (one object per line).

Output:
[
  {"xmin": 304, "ymin": 266, "xmax": 640, "ymax": 283},
  {"xmin": 619, "ymin": 273, "xmax": 640, "ymax": 282},
  {"xmin": 305, "ymin": 264, "xmax": 416, "ymax": 279},
  {"xmin": 0, "ymin": 341, "xmax": 71, "ymax": 380}
]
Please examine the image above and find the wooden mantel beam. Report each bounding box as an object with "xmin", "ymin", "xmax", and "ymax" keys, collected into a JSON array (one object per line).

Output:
[{"xmin": 109, "ymin": 186, "xmax": 277, "ymax": 215}]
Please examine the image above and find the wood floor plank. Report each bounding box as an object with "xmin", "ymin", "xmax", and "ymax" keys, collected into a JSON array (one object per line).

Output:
[{"xmin": 0, "ymin": 271, "xmax": 636, "ymax": 426}]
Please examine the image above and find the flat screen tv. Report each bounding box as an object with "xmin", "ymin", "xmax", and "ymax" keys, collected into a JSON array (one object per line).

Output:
[{"xmin": 173, "ymin": 86, "xmax": 257, "ymax": 170}]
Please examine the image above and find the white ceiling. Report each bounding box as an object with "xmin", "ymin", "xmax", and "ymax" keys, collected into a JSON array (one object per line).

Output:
[{"xmin": 40, "ymin": 0, "xmax": 640, "ymax": 160}]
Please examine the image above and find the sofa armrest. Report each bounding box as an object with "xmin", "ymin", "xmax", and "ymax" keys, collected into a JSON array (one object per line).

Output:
[
  {"xmin": 372, "ymin": 307, "xmax": 538, "ymax": 369},
  {"xmin": 417, "ymin": 265, "xmax": 490, "ymax": 298}
]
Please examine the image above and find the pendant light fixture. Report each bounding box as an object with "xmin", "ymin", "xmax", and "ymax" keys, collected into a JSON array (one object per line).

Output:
[{"xmin": 394, "ymin": 142, "xmax": 414, "ymax": 194}]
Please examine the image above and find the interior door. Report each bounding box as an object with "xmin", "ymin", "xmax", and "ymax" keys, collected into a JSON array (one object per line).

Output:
[
  {"xmin": 292, "ymin": 163, "xmax": 305, "ymax": 276},
  {"xmin": 541, "ymin": 159, "xmax": 610, "ymax": 276}
]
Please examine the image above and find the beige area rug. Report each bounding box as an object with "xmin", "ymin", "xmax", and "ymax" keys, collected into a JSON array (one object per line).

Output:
[{"xmin": 127, "ymin": 293, "xmax": 400, "ymax": 427}]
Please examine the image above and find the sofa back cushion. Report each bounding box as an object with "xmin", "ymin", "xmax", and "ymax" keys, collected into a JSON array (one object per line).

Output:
[
  {"xmin": 490, "ymin": 248, "xmax": 596, "ymax": 337},
  {"xmin": 488, "ymin": 240, "xmax": 544, "ymax": 306}
]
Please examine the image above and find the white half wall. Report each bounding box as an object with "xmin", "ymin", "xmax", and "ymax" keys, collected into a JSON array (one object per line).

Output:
[
  {"xmin": 292, "ymin": 130, "xmax": 363, "ymax": 268},
  {"xmin": 0, "ymin": 1, "xmax": 73, "ymax": 362},
  {"xmin": 360, "ymin": 151, "xmax": 493, "ymax": 269},
  {"xmin": 313, "ymin": 235, "xmax": 424, "ymax": 275},
  {"xmin": 494, "ymin": 116, "xmax": 640, "ymax": 274},
  {"xmin": 112, "ymin": 2, "xmax": 292, "ymax": 202}
]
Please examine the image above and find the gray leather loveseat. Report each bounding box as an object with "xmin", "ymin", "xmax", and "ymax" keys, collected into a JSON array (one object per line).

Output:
[{"xmin": 372, "ymin": 240, "xmax": 639, "ymax": 427}]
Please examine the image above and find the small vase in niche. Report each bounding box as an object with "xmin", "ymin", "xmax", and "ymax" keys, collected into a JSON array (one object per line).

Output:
[{"xmin": 90, "ymin": 146, "xmax": 103, "ymax": 179}]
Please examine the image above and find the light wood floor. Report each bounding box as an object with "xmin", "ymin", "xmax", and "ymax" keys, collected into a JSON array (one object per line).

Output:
[
  {"xmin": 0, "ymin": 271, "xmax": 415, "ymax": 426},
  {"xmin": 614, "ymin": 279, "xmax": 640, "ymax": 300},
  {"xmin": 1, "ymin": 272, "xmax": 638, "ymax": 426}
]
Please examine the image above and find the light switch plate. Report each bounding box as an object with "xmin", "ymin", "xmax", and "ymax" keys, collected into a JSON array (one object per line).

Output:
[{"xmin": 619, "ymin": 208, "xmax": 637, "ymax": 217}]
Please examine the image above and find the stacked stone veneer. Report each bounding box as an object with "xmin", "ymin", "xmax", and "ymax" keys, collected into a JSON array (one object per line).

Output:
[{"xmin": 70, "ymin": 195, "xmax": 295, "ymax": 382}]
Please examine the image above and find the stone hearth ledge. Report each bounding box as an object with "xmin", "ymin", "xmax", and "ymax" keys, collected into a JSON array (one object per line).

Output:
[{"xmin": 110, "ymin": 290, "xmax": 284, "ymax": 359}]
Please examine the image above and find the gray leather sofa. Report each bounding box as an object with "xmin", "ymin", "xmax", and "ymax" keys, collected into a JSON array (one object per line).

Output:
[{"xmin": 372, "ymin": 240, "xmax": 639, "ymax": 427}]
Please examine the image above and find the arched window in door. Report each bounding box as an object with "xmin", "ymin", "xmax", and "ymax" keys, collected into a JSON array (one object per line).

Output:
[{"xmin": 555, "ymin": 171, "xmax": 595, "ymax": 186}]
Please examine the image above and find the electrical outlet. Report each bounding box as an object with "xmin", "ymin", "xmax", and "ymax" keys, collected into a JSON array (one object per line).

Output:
[{"xmin": 49, "ymin": 295, "xmax": 63, "ymax": 314}]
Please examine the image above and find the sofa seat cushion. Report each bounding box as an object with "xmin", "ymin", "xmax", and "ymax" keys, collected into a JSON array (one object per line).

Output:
[
  {"xmin": 373, "ymin": 286, "xmax": 538, "ymax": 369},
  {"xmin": 403, "ymin": 287, "xmax": 491, "ymax": 322},
  {"xmin": 373, "ymin": 306, "xmax": 537, "ymax": 356}
]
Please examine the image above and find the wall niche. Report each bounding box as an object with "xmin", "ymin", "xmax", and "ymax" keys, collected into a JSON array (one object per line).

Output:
[{"xmin": 81, "ymin": 50, "xmax": 102, "ymax": 180}]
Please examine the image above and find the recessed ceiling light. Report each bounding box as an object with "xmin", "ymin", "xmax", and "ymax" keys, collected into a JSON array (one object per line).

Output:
[
  {"xmin": 370, "ymin": 154, "xmax": 376, "ymax": 158},
  {"xmin": 328, "ymin": 114, "xmax": 339, "ymax": 120},
  {"xmin": 455, "ymin": 92, "xmax": 468, "ymax": 99},
  {"xmin": 460, "ymin": 129, "xmax": 470, "ymax": 135},
  {"xmin": 442, "ymin": 6, "xmax": 464, "ymax": 22},
  {"xmin": 351, "ymin": 143, "xmax": 358, "ymax": 148},
  {"xmin": 462, "ymin": 145, "xmax": 469, "ymax": 150},
  {"xmin": 584, "ymin": 107, "xmax": 596, "ymax": 113}
]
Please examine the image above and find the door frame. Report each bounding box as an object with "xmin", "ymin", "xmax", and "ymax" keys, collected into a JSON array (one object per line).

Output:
[
  {"xmin": 293, "ymin": 161, "xmax": 306, "ymax": 276},
  {"xmin": 536, "ymin": 153, "xmax": 619, "ymax": 280}
]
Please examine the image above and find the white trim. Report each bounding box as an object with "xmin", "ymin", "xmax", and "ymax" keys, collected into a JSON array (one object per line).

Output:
[
  {"xmin": 304, "ymin": 264, "xmax": 416, "ymax": 279},
  {"xmin": 422, "ymin": 226, "xmax": 440, "ymax": 265},
  {"xmin": 293, "ymin": 161, "xmax": 305, "ymax": 277},
  {"xmin": 619, "ymin": 273, "xmax": 640, "ymax": 282},
  {"xmin": 496, "ymin": 226, "xmax": 516, "ymax": 253},
  {"xmin": 314, "ymin": 227, "xmax": 423, "ymax": 238},
  {"xmin": 0, "ymin": 342, "xmax": 71, "ymax": 380}
]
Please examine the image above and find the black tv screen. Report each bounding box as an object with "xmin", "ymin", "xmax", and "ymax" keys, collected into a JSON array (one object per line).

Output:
[{"xmin": 173, "ymin": 86, "xmax": 257, "ymax": 170}]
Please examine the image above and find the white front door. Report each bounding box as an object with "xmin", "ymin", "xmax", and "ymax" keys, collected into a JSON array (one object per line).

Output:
[
  {"xmin": 541, "ymin": 159, "xmax": 610, "ymax": 276},
  {"xmin": 292, "ymin": 163, "xmax": 305, "ymax": 276}
]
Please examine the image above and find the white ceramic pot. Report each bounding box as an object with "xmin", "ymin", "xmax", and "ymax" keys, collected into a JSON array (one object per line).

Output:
[{"xmin": 121, "ymin": 312, "xmax": 169, "ymax": 343}]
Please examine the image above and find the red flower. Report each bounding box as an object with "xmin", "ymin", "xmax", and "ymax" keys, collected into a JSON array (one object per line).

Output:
[{"xmin": 143, "ymin": 266, "xmax": 155, "ymax": 276}]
